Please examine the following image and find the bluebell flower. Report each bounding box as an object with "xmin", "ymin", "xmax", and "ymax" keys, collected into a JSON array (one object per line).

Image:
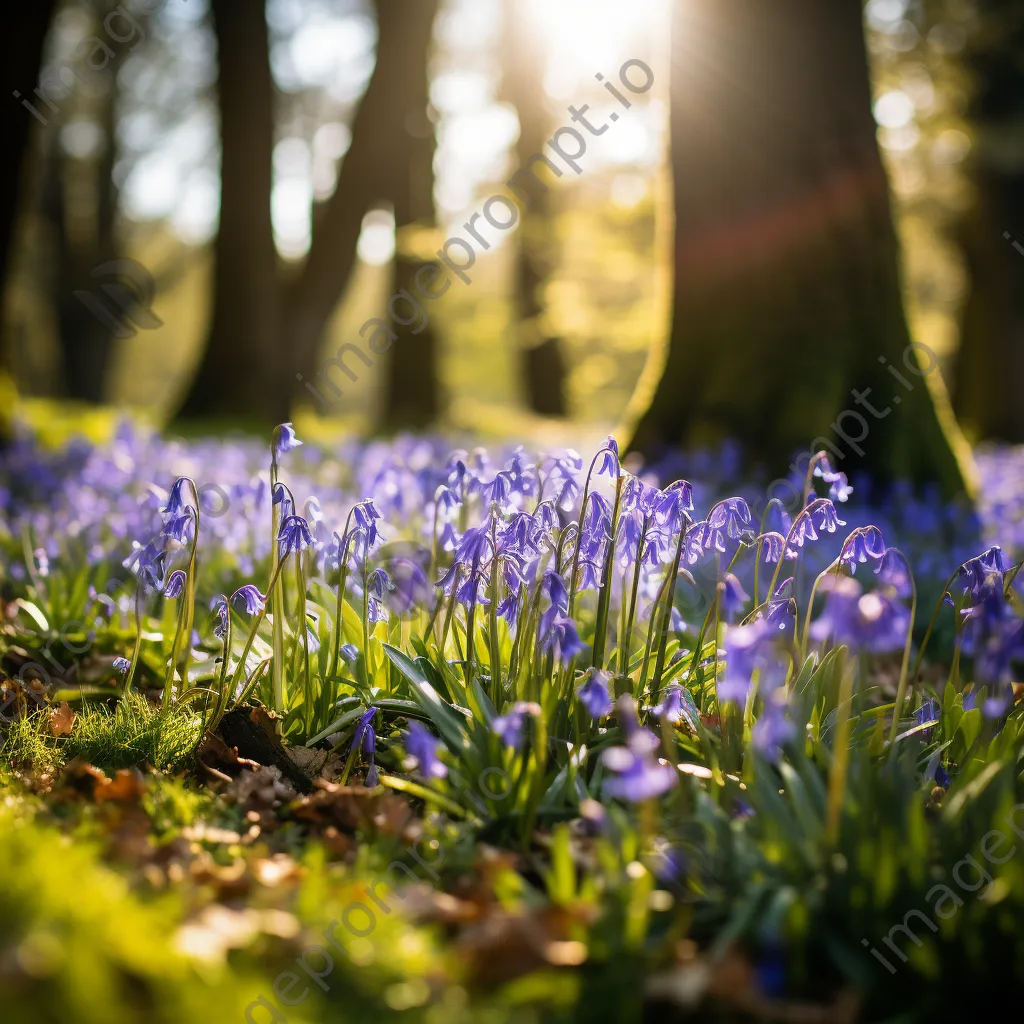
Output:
[
  {"xmin": 493, "ymin": 701, "xmax": 539, "ymax": 750},
  {"xmin": 501, "ymin": 512, "xmax": 536, "ymax": 555},
  {"xmin": 652, "ymin": 479, "xmax": 694, "ymax": 532},
  {"xmin": 708, "ymin": 497, "xmax": 753, "ymax": 541},
  {"xmin": 485, "ymin": 471, "xmax": 516, "ymax": 509},
  {"xmin": 113, "ymin": 656, "xmax": 131, "ymax": 675},
  {"xmin": 875, "ymin": 547, "xmax": 913, "ymax": 597},
  {"xmin": 828, "ymin": 473, "xmax": 853, "ymax": 503},
  {"xmin": 840, "ymin": 526, "xmax": 886, "ymax": 572},
  {"xmin": 231, "ymin": 584, "xmax": 266, "ymax": 615},
  {"xmin": 653, "ymin": 683, "xmax": 684, "ymax": 723},
  {"xmin": 594, "ymin": 437, "xmax": 620, "ymax": 478},
  {"xmin": 339, "ymin": 644, "xmax": 359, "ymax": 664},
  {"xmin": 539, "ymin": 570, "xmax": 570, "ymax": 636},
  {"xmin": 367, "ymin": 567, "xmax": 394, "ymax": 599},
  {"xmin": 934, "ymin": 763, "xmax": 951, "ymax": 788},
  {"xmin": 752, "ymin": 700, "xmax": 794, "ymax": 762},
  {"xmin": 718, "ymin": 572, "xmax": 749, "ymax": 621},
  {"xmin": 352, "ymin": 498, "xmax": 384, "ymax": 549},
  {"xmin": 810, "ymin": 576, "xmax": 910, "ymax": 653},
  {"xmin": 403, "ymin": 721, "xmax": 448, "ymax": 778},
  {"xmin": 577, "ymin": 669, "xmax": 614, "ymax": 719},
  {"xmin": 721, "ymin": 619, "xmax": 786, "ymax": 705},
  {"xmin": 541, "ymin": 616, "xmax": 586, "ymax": 665},
  {"xmin": 161, "ymin": 478, "xmax": 190, "ymax": 517},
  {"xmin": 272, "ymin": 422, "xmax": 303, "ymax": 459},
  {"xmin": 621, "ymin": 475, "xmax": 657, "ymax": 515},
  {"xmin": 435, "ymin": 484, "xmax": 462, "ymax": 512},
  {"xmin": 163, "ymin": 569, "xmax": 187, "ymax": 598},
  {"xmin": 807, "ymin": 498, "xmax": 845, "ymax": 534},
  {"xmin": 211, "ymin": 595, "xmax": 229, "ymax": 638},
  {"xmin": 162, "ymin": 509, "xmax": 194, "ymax": 543},
  {"xmin": 756, "ymin": 532, "xmax": 790, "ymax": 565},
  {"xmin": 386, "ymin": 557, "xmax": 431, "ymax": 615},
  {"xmin": 352, "ymin": 707, "xmax": 377, "ymax": 756},
  {"xmin": 279, "ymin": 515, "xmax": 314, "ymax": 556},
  {"xmin": 602, "ymin": 725, "xmax": 676, "ymax": 802},
  {"xmin": 124, "ymin": 538, "xmax": 166, "ymax": 590},
  {"xmin": 271, "ymin": 481, "xmax": 294, "ymax": 520},
  {"xmin": 957, "ymin": 546, "xmax": 1011, "ymax": 598}
]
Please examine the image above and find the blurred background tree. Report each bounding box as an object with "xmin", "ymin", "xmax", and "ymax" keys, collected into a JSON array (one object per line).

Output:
[
  {"xmin": 0, "ymin": 0, "xmax": 1018, "ymax": 493},
  {"xmin": 951, "ymin": 0, "xmax": 1024, "ymax": 444},
  {"xmin": 628, "ymin": 0, "xmax": 969, "ymax": 496},
  {"xmin": 500, "ymin": 0, "xmax": 568, "ymax": 418}
]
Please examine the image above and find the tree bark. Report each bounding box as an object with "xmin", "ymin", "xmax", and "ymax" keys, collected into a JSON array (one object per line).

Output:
[
  {"xmin": 286, "ymin": 0, "xmax": 440, "ymax": 424},
  {"xmin": 0, "ymin": 2, "xmax": 58, "ymax": 313},
  {"xmin": 501, "ymin": 0, "xmax": 567, "ymax": 417},
  {"xmin": 380, "ymin": 0, "xmax": 440, "ymax": 428},
  {"xmin": 952, "ymin": 0, "xmax": 1024, "ymax": 444},
  {"xmin": 177, "ymin": 0, "xmax": 284, "ymax": 425},
  {"xmin": 629, "ymin": 0, "xmax": 970, "ymax": 497},
  {"xmin": 41, "ymin": 46, "xmax": 121, "ymax": 403}
]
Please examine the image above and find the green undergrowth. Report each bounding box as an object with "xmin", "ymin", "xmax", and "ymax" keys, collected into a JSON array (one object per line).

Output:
[{"xmin": 2, "ymin": 694, "xmax": 202, "ymax": 774}]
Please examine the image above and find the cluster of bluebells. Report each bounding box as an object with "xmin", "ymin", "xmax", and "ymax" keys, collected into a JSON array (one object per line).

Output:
[
  {"xmin": 956, "ymin": 547, "xmax": 1023, "ymax": 718},
  {"xmin": 1, "ymin": 420, "xmax": 1022, "ymax": 801}
]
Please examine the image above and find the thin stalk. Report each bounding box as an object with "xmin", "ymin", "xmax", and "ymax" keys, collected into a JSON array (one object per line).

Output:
[
  {"xmin": 591, "ymin": 471, "xmax": 624, "ymax": 671},
  {"xmin": 826, "ymin": 654, "xmax": 857, "ymax": 846},
  {"xmin": 227, "ymin": 557, "xmax": 287, "ymax": 702},
  {"xmin": 887, "ymin": 549, "xmax": 918, "ymax": 753},
  {"xmin": 620, "ymin": 516, "xmax": 650, "ymax": 677},
  {"xmin": 123, "ymin": 583, "xmax": 146, "ymax": 695},
  {"xmin": 650, "ymin": 517, "xmax": 690, "ymax": 702}
]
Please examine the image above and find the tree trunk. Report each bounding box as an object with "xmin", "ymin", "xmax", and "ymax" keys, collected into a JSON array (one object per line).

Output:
[
  {"xmin": 501, "ymin": 0, "xmax": 567, "ymax": 417},
  {"xmin": 952, "ymin": 0, "xmax": 1024, "ymax": 444},
  {"xmin": 629, "ymin": 0, "xmax": 970, "ymax": 497},
  {"xmin": 286, "ymin": 0, "xmax": 440, "ymax": 422},
  {"xmin": 43, "ymin": 45, "xmax": 121, "ymax": 403},
  {"xmin": 381, "ymin": 0, "xmax": 440, "ymax": 428},
  {"xmin": 177, "ymin": 0, "xmax": 284, "ymax": 425},
  {"xmin": 0, "ymin": 2, "xmax": 58, "ymax": 312}
]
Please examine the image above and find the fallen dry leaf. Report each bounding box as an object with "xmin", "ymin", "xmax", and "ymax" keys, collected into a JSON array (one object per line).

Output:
[{"xmin": 48, "ymin": 702, "xmax": 75, "ymax": 737}]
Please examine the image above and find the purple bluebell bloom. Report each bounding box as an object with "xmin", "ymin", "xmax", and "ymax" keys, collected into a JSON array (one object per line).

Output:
[
  {"xmin": 653, "ymin": 480, "xmax": 694, "ymax": 532},
  {"xmin": 492, "ymin": 701, "xmax": 538, "ymax": 750},
  {"xmin": 577, "ymin": 669, "xmax": 614, "ymax": 719},
  {"xmin": 594, "ymin": 437, "xmax": 620, "ymax": 478},
  {"xmin": 718, "ymin": 573, "xmax": 749, "ymax": 621},
  {"xmin": 231, "ymin": 584, "xmax": 266, "ymax": 615},
  {"xmin": 542, "ymin": 616, "xmax": 586, "ymax": 665},
  {"xmin": 841, "ymin": 526, "xmax": 886, "ymax": 572},
  {"xmin": 752, "ymin": 701, "xmax": 795, "ymax": 762},
  {"xmin": 653, "ymin": 684, "xmax": 684, "ymax": 724},
  {"xmin": 272, "ymin": 422, "xmax": 303, "ymax": 459},
  {"xmin": 810, "ymin": 576, "xmax": 910, "ymax": 653},
  {"xmin": 875, "ymin": 547, "xmax": 914, "ymax": 597},
  {"xmin": 352, "ymin": 707, "xmax": 377, "ymax": 757},
  {"xmin": 163, "ymin": 569, "xmax": 187, "ymax": 598},
  {"xmin": 113, "ymin": 656, "xmax": 131, "ymax": 674},
  {"xmin": 708, "ymin": 497, "xmax": 753, "ymax": 542},
  {"xmin": 602, "ymin": 726, "xmax": 676, "ymax": 802},
  {"xmin": 403, "ymin": 721, "xmax": 448, "ymax": 778},
  {"xmin": 210, "ymin": 595, "xmax": 229, "ymax": 638},
  {"xmin": 807, "ymin": 498, "xmax": 845, "ymax": 535},
  {"xmin": 279, "ymin": 514, "xmax": 314, "ymax": 556},
  {"xmin": 957, "ymin": 546, "xmax": 1011, "ymax": 598}
]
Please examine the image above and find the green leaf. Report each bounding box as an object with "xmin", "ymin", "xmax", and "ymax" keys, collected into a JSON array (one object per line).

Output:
[{"xmin": 380, "ymin": 643, "xmax": 471, "ymax": 756}]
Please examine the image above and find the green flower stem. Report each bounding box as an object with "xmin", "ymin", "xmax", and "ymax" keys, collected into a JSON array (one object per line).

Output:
[
  {"xmin": 591, "ymin": 471, "xmax": 624, "ymax": 671},
  {"xmin": 826, "ymin": 652, "xmax": 856, "ymax": 846},
  {"xmin": 886, "ymin": 549, "xmax": 918, "ymax": 754}
]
